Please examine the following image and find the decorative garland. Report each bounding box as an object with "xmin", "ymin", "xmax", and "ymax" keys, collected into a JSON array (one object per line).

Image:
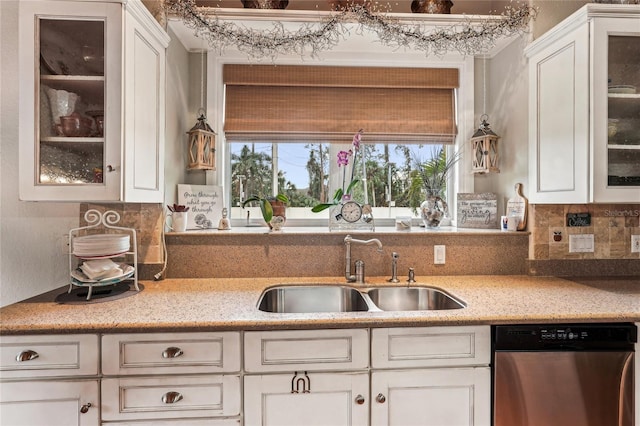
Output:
[{"xmin": 166, "ymin": 0, "xmax": 537, "ymax": 59}]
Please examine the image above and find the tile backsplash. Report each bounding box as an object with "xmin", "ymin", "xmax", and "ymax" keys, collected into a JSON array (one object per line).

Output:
[{"xmin": 529, "ymin": 204, "xmax": 640, "ymax": 260}]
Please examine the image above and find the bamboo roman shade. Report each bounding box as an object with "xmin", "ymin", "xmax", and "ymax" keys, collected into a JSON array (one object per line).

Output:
[{"xmin": 223, "ymin": 64, "xmax": 459, "ymax": 144}]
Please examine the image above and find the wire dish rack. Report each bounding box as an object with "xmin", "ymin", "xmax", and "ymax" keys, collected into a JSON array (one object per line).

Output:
[{"xmin": 68, "ymin": 209, "xmax": 139, "ymax": 300}]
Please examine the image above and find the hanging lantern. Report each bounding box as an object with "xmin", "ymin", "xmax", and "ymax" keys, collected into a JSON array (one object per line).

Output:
[
  {"xmin": 187, "ymin": 111, "xmax": 216, "ymax": 170},
  {"xmin": 471, "ymin": 115, "xmax": 500, "ymax": 174}
]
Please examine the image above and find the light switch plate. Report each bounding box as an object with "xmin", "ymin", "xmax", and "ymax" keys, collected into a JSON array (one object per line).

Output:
[
  {"xmin": 434, "ymin": 245, "xmax": 446, "ymax": 264},
  {"xmin": 632, "ymin": 235, "xmax": 640, "ymax": 253},
  {"xmin": 569, "ymin": 234, "xmax": 594, "ymax": 253}
]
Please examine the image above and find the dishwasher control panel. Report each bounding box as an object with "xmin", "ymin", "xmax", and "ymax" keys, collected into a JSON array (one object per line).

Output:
[{"xmin": 494, "ymin": 323, "xmax": 637, "ymax": 351}]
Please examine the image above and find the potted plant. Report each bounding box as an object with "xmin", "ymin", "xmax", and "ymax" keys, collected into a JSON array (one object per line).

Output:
[
  {"xmin": 411, "ymin": 147, "xmax": 460, "ymax": 228},
  {"xmin": 312, "ymin": 130, "xmax": 362, "ymax": 213},
  {"xmin": 242, "ymin": 193, "xmax": 289, "ymax": 229}
]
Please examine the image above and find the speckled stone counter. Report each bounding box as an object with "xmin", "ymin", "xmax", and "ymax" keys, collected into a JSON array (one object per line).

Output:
[{"xmin": 1, "ymin": 276, "xmax": 638, "ymax": 335}]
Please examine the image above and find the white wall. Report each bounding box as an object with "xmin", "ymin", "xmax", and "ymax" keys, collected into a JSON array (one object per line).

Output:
[
  {"xmin": 0, "ymin": 0, "xmax": 79, "ymax": 307},
  {"xmin": 164, "ymin": 28, "xmax": 205, "ymax": 208},
  {"xmin": 473, "ymin": 35, "xmax": 531, "ymax": 217}
]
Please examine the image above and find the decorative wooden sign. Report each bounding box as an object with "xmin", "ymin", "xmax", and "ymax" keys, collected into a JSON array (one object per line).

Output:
[
  {"xmin": 567, "ymin": 212, "xmax": 591, "ymax": 227},
  {"xmin": 456, "ymin": 193, "xmax": 498, "ymax": 229},
  {"xmin": 178, "ymin": 184, "xmax": 223, "ymax": 230}
]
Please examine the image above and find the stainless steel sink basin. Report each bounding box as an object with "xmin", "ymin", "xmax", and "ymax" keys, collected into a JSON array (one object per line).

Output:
[
  {"xmin": 258, "ymin": 285, "xmax": 369, "ymax": 313},
  {"xmin": 366, "ymin": 286, "xmax": 465, "ymax": 311}
]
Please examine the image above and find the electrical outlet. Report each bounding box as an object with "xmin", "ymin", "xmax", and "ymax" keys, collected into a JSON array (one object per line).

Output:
[
  {"xmin": 632, "ymin": 235, "xmax": 640, "ymax": 253},
  {"xmin": 434, "ymin": 245, "xmax": 446, "ymax": 264},
  {"xmin": 569, "ymin": 234, "xmax": 594, "ymax": 253}
]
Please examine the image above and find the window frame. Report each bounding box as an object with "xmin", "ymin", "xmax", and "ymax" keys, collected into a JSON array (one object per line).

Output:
[{"xmin": 206, "ymin": 55, "xmax": 475, "ymax": 229}]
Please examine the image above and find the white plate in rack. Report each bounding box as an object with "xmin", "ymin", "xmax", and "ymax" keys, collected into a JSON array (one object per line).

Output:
[
  {"xmin": 71, "ymin": 264, "xmax": 135, "ymax": 285},
  {"xmin": 73, "ymin": 234, "xmax": 130, "ymax": 257}
]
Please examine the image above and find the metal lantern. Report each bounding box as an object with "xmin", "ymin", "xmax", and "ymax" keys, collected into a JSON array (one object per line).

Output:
[
  {"xmin": 471, "ymin": 115, "xmax": 500, "ymax": 174},
  {"xmin": 187, "ymin": 113, "xmax": 216, "ymax": 170}
]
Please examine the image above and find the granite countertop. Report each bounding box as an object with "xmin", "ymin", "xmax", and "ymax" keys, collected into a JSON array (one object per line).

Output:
[{"xmin": 1, "ymin": 276, "xmax": 638, "ymax": 335}]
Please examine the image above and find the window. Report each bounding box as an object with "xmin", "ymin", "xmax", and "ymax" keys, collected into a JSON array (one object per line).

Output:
[{"xmin": 224, "ymin": 64, "xmax": 459, "ymax": 225}]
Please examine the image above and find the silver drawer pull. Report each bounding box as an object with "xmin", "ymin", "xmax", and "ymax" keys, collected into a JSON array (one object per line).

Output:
[
  {"xmin": 162, "ymin": 391, "xmax": 183, "ymax": 404},
  {"xmin": 16, "ymin": 349, "xmax": 39, "ymax": 362},
  {"xmin": 376, "ymin": 393, "xmax": 386, "ymax": 404},
  {"xmin": 355, "ymin": 395, "xmax": 365, "ymax": 405},
  {"xmin": 162, "ymin": 347, "xmax": 183, "ymax": 358},
  {"xmin": 80, "ymin": 403, "xmax": 92, "ymax": 414}
]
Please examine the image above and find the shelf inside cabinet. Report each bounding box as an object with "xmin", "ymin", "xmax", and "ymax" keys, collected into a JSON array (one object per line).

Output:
[{"xmin": 41, "ymin": 75, "xmax": 104, "ymax": 104}]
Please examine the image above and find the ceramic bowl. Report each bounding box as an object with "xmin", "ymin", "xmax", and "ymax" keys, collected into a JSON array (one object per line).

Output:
[{"xmin": 59, "ymin": 114, "xmax": 93, "ymax": 137}]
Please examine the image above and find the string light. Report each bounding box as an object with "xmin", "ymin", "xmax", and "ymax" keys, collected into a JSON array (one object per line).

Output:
[{"xmin": 166, "ymin": 0, "xmax": 537, "ymax": 60}]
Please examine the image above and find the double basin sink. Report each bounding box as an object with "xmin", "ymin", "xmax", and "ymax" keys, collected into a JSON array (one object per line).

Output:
[{"xmin": 258, "ymin": 284, "xmax": 465, "ymax": 313}]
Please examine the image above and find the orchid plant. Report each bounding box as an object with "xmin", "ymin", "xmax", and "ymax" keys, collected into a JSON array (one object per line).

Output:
[{"xmin": 312, "ymin": 129, "xmax": 363, "ymax": 213}]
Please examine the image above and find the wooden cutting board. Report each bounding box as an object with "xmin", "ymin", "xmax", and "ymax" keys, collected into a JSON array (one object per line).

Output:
[{"xmin": 506, "ymin": 183, "xmax": 528, "ymax": 231}]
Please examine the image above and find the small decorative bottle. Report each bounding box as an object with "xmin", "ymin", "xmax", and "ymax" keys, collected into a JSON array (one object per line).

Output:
[{"xmin": 217, "ymin": 207, "xmax": 231, "ymax": 230}]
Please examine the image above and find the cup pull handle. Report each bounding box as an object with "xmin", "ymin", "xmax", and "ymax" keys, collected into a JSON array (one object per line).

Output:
[
  {"xmin": 162, "ymin": 391, "xmax": 183, "ymax": 404},
  {"xmin": 16, "ymin": 350, "xmax": 39, "ymax": 362},
  {"xmin": 162, "ymin": 347, "xmax": 183, "ymax": 358}
]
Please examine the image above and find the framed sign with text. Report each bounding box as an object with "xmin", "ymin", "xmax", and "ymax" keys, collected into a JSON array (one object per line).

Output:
[
  {"xmin": 178, "ymin": 184, "xmax": 223, "ymax": 230},
  {"xmin": 456, "ymin": 193, "xmax": 498, "ymax": 229}
]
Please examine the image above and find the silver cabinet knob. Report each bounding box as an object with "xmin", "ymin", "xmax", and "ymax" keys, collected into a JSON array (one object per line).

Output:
[
  {"xmin": 376, "ymin": 393, "xmax": 386, "ymax": 403},
  {"xmin": 162, "ymin": 347, "xmax": 184, "ymax": 358},
  {"xmin": 355, "ymin": 394, "xmax": 365, "ymax": 405},
  {"xmin": 80, "ymin": 403, "xmax": 92, "ymax": 414},
  {"xmin": 16, "ymin": 349, "xmax": 39, "ymax": 362}
]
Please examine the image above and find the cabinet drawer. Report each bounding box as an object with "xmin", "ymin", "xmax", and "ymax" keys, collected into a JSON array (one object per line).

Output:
[
  {"xmin": 245, "ymin": 329, "xmax": 369, "ymax": 372},
  {"xmin": 0, "ymin": 334, "xmax": 98, "ymax": 379},
  {"xmin": 371, "ymin": 326, "xmax": 490, "ymax": 368},
  {"xmin": 102, "ymin": 332, "xmax": 240, "ymax": 375},
  {"xmin": 101, "ymin": 375, "xmax": 241, "ymax": 421}
]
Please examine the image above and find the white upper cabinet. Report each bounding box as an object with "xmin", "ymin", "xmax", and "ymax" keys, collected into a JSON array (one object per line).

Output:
[
  {"xmin": 18, "ymin": 0, "xmax": 169, "ymax": 202},
  {"xmin": 526, "ymin": 4, "xmax": 640, "ymax": 204}
]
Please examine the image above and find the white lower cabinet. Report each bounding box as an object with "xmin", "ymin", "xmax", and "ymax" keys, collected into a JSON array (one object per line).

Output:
[
  {"xmin": 101, "ymin": 375, "xmax": 240, "ymax": 421},
  {"xmin": 371, "ymin": 326, "xmax": 491, "ymax": 426},
  {"xmin": 1, "ymin": 326, "xmax": 492, "ymax": 425},
  {"xmin": 0, "ymin": 334, "xmax": 100, "ymax": 425},
  {"xmin": 0, "ymin": 380, "xmax": 99, "ymax": 426},
  {"xmin": 101, "ymin": 332, "xmax": 241, "ymax": 425},
  {"xmin": 244, "ymin": 372, "xmax": 370, "ymax": 426},
  {"xmin": 243, "ymin": 326, "xmax": 491, "ymax": 426},
  {"xmin": 244, "ymin": 329, "xmax": 370, "ymax": 426},
  {"xmin": 371, "ymin": 368, "xmax": 490, "ymax": 426}
]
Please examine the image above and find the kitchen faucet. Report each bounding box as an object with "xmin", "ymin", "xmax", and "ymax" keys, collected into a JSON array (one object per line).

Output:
[{"xmin": 344, "ymin": 235, "xmax": 383, "ymax": 283}]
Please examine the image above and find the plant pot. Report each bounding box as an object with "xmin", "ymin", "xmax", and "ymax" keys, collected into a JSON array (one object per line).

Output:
[
  {"xmin": 411, "ymin": 0, "xmax": 453, "ymax": 14},
  {"xmin": 241, "ymin": 0, "xmax": 289, "ymax": 9},
  {"xmin": 268, "ymin": 199, "xmax": 287, "ymax": 230},
  {"xmin": 327, "ymin": 0, "xmax": 372, "ymax": 11},
  {"xmin": 420, "ymin": 195, "xmax": 448, "ymax": 228}
]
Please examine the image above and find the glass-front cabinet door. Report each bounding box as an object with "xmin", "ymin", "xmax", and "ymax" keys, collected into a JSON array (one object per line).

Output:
[
  {"xmin": 19, "ymin": 1, "xmax": 121, "ymax": 201},
  {"xmin": 592, "ymin": 16, "xmax": 640, "ymax": 203}
]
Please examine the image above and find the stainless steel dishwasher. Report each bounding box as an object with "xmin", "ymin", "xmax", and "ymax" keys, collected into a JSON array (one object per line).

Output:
[{"xmin": 493, "ymin": 323, "xmax": 636, "ymax": 426}]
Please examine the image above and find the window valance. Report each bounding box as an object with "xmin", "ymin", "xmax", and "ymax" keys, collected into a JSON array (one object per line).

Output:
[{"xmin": 223, "ymin": 64, "xmax": 459, "ymax": 144}]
